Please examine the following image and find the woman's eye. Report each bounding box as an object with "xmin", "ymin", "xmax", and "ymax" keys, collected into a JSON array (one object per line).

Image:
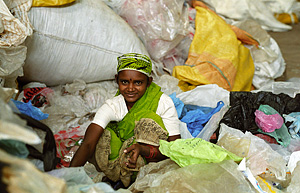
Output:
[
  {"xmin": 135, "ymin": 81, "xmax": 142, "ymax": 85},
  {"xmin": 121, "ymin": 80, "xmax": 128, "ymax": 84}
]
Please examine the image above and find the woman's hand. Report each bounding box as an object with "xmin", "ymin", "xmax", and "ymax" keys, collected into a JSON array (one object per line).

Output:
[
  {"xmin": 123, "ymin": 143, "xmax": 143, "ymax": 168},
  {"xmin": 123, "ymin": 134, "xmax": 181, "ymax": 168}
]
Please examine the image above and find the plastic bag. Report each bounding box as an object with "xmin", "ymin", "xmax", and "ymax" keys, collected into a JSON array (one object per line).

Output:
[
  {"xmin": 118, "ymin": 0, "xmax": 191, "ymax": 73},
  {"xmin": 283, "ymin": 112, "xmax": 300, "ymax": 139},
  {"xmin": 180, "ymin": 101, "xmax": 224, "ymax": 137},
  {"xmin": 175, "ymin": 84, "xmax": 230, "ymax": 141},
  {"xmin": 47, "ymin": 167, "xmax": 94, "ymax": 187},
  {"xmin": 159, "ymin": 138, "xmax": 242, "ymax": 167},
  {"xmin": 287, "ymin": 162, "xmax": 300, "ymax": 193},
  {"xmin": 173, "ymin": 6, "xmax": 255, "ymax": 92},
  {"xmin": 233, "ymin": 19, "xmax": 286, "ymax": 89},
  {"xmin": 41, "ymin": 80, "xmax": 117, "ymax": 134},
  {"xmin": 0, "ymin": 0, "xmax": 32, "ymax": 87},
  {"xmin": 154, "ymin": 74, "xmax": 183, "ymax": 96},
  {"xmin": 256, "ymin": 81, "xmax": 300, "ymax": 98},
  {"xmin": 255, "ymin": 110, "xmax": 283, "ymax": 133},
  {"xmin": 130, "ymin": 159, "xmax": 255, "ymax": 193},
  {"xmin": 11, "ymin": 99, "xmax": 49, "ymax": 121},
  {"xmin": 54, "ymin": 126, "xmax": 84, "ymax": 168},
  {"xmin": 32, "ymin": 0, "xmax": 75, "ymax": 7},
  {"xmin": 220, "ymin": 91, "xmax": 300, "ymax": 140},
  {"xmin": 169, "ymin": 92, "xmax": 224, "ymax": 132},
  {"xmin": 288, "ymin": 151, "xmax": 300, "ymax": 173},
  {"xmin": 0, "ymin": 139, "xmax": 29, "ymax": 158},
  {"xmin": 201, "ymin": 0, "xmax": 292, "ymax": 32},
  {"xmin": 217, "ymin": 123, "xmax": 288, "ymax": 180},
  {"xmin": 0, "ymin": 91, "xmax": 41, "ymax": 144},
  {"xmin": 255, "ymin": 105, "xmax": 291, "ymax": 147},
  {"xmin": 18, "ymin": 85, "xmax": 54, "ymax": 108},
  {"xmin": 17, "ymin": 113, "xmax": 59, "ymax": 171},
  {"xmin": 0, "ymin": 149, "xmax": 66, "ymax": 192}
]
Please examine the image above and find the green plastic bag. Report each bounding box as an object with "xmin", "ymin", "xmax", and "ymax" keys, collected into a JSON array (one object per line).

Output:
[
  {"xmin": 159, "ymin": 138, "xmax": 243, "ymax": 167},
  {"xmin": 0, "ymin": 139, "xmax": 29, "ymax": 158}
]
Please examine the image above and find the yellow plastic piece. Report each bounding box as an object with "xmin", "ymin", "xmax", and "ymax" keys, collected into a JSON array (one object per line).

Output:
[
  {"xmin": 173, "ymin": 7, "xmax": 255, "ymax": 92},
  {"xmin": 275, "ymin": 13, "xmax": 299, "ymax": 24},
  {"xmin": 32, "ymin": 0, "xmax": 75, "ymax": 7}
]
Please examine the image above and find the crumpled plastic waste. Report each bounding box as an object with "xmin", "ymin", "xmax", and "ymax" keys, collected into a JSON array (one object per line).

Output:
[
  {"xmin": 180, "ymin": 101, "xmax": 224, "ymax": 137},
  {"xmin": 0, "ymin": 149, "xmax": 66, "ymax": 192},
  {"xmin": 54, "ymin": 127, "xmax": 84, "ymax": 168},
  {"xmin": 256, "ymin": 105, "xmax": 290, "ymax": 147},
  {"xmin": 254, "ymin": 109, "xmax": 284, "ymax": 133},
  {"xmin": 169, "ymin": 92, "xmax": 224, "ymax": 137},
  {"xmin": 159, "ymin": 138, "xmax": 242, "ymax": 167},
  {"xmin": 217, "ymin": 123, "xmax": 288, "ymax": 181},
  {"xmin": 169, "ymin": 92, "xmax": 184, "ymax": 118},
  {"xmin": 0, "ymin": 139, "xmax": 29, "ymax": 158},
  {"xmin": 287, "ymin": 162, "xmax": 300, "ymax": 193},
  {"xmin": 11, "ymin": 99, "xmax": 49, "ymax": 120},
  {"xmin": 129, "ymin": 159, "xmax": 256, "ymax": 193},
  {"xmin": 283, "ymin": 112, "xmax": 300, "ymax": 139},
  {"xmin": 220, "ymin": 91, "xmax": 296, "ymax": 147}
]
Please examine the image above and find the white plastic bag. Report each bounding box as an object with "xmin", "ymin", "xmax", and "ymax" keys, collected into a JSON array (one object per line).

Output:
[
  {"xmin": 0, "ymin": 0, "xmax": 32, "ymax": 46},
  {"xmin": 41, "ymin": 80, "xmax": 117, "ymax": 134},
  {"xmin": 176, "ymin": 84, "xmax": 230, "ymax": 140},
  {"xmin": 0, "ymin": 149, "xmax": 66, "ymax": 193},
  {"xmin": 0, "ymin": 0, "xmax": 32, "ymax": 87},
  {"xmin": 202, "ymin": 0, "xmax": 292, "ymax": 32}
]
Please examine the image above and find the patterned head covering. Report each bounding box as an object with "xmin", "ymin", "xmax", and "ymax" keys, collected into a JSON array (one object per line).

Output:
[{"xmin": 117, "ymin": 53, "xmax": 152, "ymax": 77}]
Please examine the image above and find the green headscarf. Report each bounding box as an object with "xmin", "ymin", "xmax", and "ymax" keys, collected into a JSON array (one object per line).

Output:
[{"xmin": 117, "ymin": 53, "xmax": 152, "ymax": 77}]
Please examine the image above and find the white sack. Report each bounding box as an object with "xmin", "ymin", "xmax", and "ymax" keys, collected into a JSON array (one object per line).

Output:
[{"xmin": 23, "ymin": 0, "xmax": 161, "ymax": 86}]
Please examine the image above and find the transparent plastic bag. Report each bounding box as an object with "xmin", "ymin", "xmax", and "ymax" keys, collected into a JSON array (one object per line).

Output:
[
  {"xmin": 130, "ymin": 159, "xmax": 255, "ymax": 193},
  {"xmin": 287, "ymin": 162, "xmax": 300, "ymax": 193},
  {"xmin": 218, "ymin": 123, "xmax": 288, "ymax": 180},
  {"xmin": 119, "ymin": 0, "xmax": 191, "ymax": 72}
]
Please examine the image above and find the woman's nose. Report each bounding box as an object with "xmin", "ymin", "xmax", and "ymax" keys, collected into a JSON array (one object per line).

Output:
[{"xmin": 128, "ymin": 83, "xmax": 134, "ymax": 91}]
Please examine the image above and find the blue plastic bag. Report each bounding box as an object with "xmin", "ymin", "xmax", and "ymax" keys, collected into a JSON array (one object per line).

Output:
[
  {"xmin": 169, "ymin": 92, "xmax": 185, "ymax": 118},
  {"xmin": 284, "ymin": 112, "xmax": 300, "ymax": 139},
  {"xmin": 11, "ymin": 99, "xmax": 49, "ymax": 121},
  {"xmin": 169, "ymin": 93, "xmax": 224, "ymax": 137},
  {"xmin": 181, "ymin": 101, "xmax": 224, "ymax": 137}
]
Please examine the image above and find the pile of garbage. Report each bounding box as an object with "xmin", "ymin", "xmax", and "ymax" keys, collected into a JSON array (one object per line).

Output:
[{"xmin": 1, "ymin": 0, "xmax": 300, "ymax": 192}]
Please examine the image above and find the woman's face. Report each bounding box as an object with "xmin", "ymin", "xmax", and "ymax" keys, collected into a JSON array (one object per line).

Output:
[{"xmin": 116, "ymin": 70, "xmax": 151, "ymax": 109}]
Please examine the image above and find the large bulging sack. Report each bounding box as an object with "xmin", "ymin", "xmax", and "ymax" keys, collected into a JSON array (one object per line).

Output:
[{"xmin": 22, "ymin": 0, "xmax": 154, "ymax": 86}]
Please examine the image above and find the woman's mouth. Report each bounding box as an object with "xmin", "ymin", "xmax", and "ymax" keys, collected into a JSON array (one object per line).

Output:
[{"xmin": 126, "ymin": 93, "xmax": 136, "ymax": 97}]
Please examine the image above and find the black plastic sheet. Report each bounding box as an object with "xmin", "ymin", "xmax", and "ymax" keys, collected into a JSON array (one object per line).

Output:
[{"xmin": 219, "ymin": 91, "xmax": 300, "ymax": 135}]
